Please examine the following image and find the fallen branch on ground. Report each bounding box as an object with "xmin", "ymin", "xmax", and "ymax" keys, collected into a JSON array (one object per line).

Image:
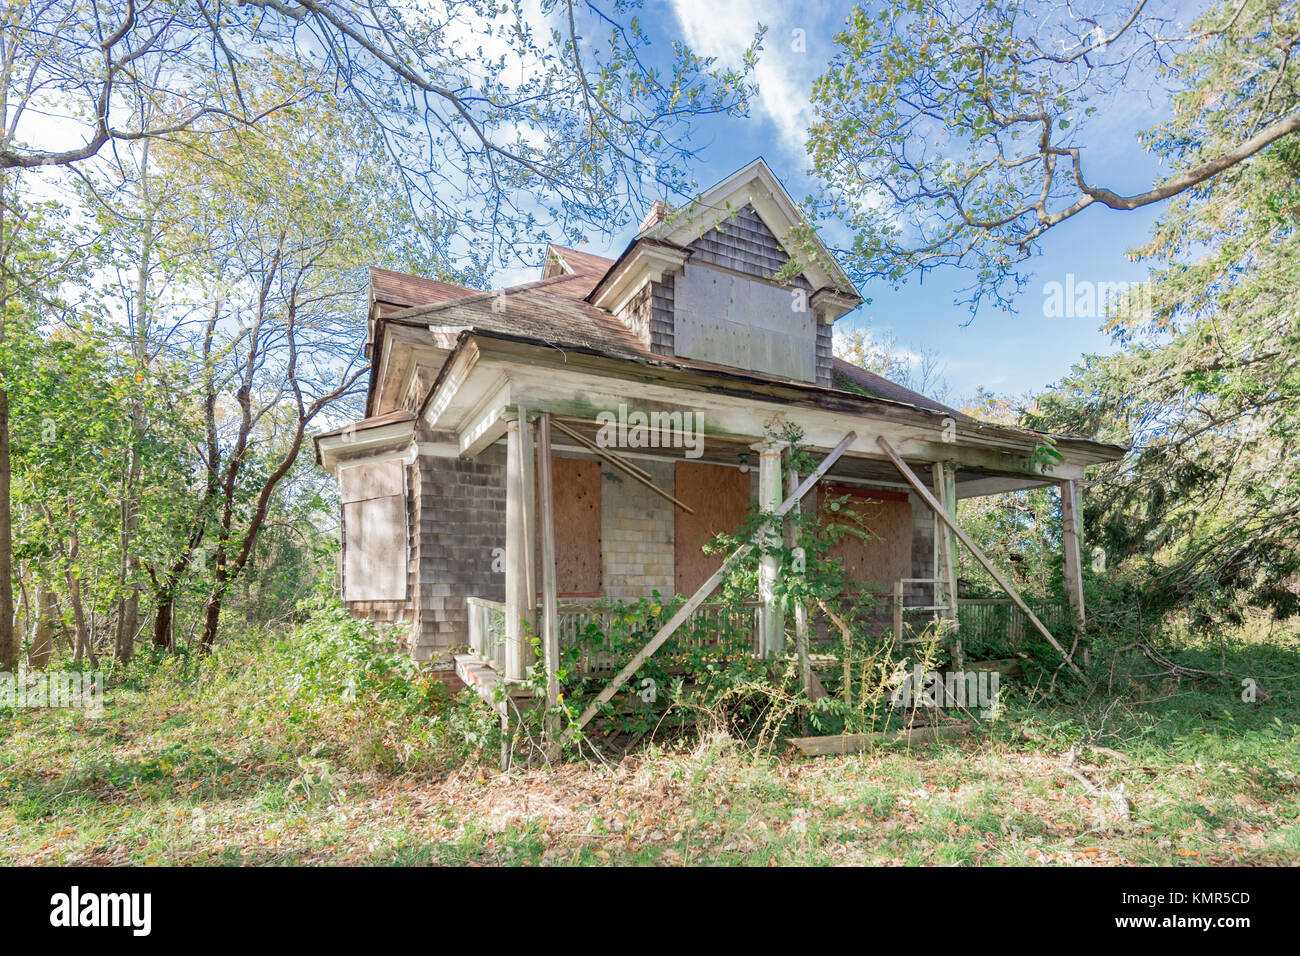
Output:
[{"xmin": 1061, "ymin": 746, "xmax": 1132, "ymax": 826}]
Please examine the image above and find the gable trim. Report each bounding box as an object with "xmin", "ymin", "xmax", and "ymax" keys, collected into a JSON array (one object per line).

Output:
[
  {"xmin": 641, "ymin": 159, "xmax": 860, "ymax": 300},
  {"xmin": 587, "ymin": 240, "xmax": 689, "ymax": 314}
]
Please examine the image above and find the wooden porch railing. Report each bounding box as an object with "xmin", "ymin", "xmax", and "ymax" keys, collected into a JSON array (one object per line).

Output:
[
  {"xmin": 883, "ymin": 586, "xmax": 1068, "ymax": 651},
  {"xmin": 466, "ymin": 596, "xmax": 508, "ymax": 672},
  {"xmin": 466, "ymin": 596, "xmax": 763, "ymax": 675},
  {"xmin": 468, "ymin": 592, "xmax": 1066, "ymax": 675},
  {"xmin": 957, "ymin": 598, "xmax": 1067, "ymax": 648}
]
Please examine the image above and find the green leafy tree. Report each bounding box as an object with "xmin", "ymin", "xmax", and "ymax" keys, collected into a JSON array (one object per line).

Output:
[
  {"xmin": 807, "ymin": 0, "xmax": 1300, "ymax": 311},
  {"xmin": 1024, "ymin": 1, "xmax": 1300, "ymax": 623},
  {"xmin": 0, "ymin": 0, "xmax": 759, "ymax": 663}
]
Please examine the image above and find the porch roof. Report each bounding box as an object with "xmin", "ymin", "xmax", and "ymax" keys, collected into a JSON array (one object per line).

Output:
[
  {"xmin": 408, "ymin": 325, "xmax": 1124, "ymax": 484},
  {"xmin": 384, "ymin": 290, "xmax": 1121, "ymax": 460}
]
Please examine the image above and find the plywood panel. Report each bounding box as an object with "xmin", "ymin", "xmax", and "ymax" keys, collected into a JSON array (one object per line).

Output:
[
  {"xmin": 674, "ymin": 263, "xmax": 816, "ymax": 382},
  {"xmin": 675, "ymin": 461, "xmax": 752, "ymax": 594},
  {"xmin": 343, "ymin": 494, "xmax": 408, "ymax": 601},
  {"xmin": 540, "ymin": 457, "xmax": 602, "ymax": 595},
  {"xmin": 340, "ymin": 459, "xmax": 404, "ymax": 503},
  {"xmin": 818, "ymin": 485, "xmax": 912, "ymax": 596}
]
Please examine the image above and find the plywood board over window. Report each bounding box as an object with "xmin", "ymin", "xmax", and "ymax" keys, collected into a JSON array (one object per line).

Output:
[
  {"xmin": 340, "ymin": 459, "xmax": 408, "ymax": 602},
  {"xmin": 818, "ymin": 485, "xmax": 912, "ymax": 596},
  {"xmin": 536, "ymin": 457, "xmax": 602, "ymax": 595},
  {"xmin": 674, "ymin": 263, "xmax": 817, "ymax": 382},
  {"xmin": 675, "ymin": 461, "xmax": 752, "ymax": 594}
]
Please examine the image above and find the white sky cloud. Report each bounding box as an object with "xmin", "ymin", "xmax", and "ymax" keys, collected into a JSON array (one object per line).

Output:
[{"xmin": 667, "ymin": 0, "xmax": 828, "ymax": 156}]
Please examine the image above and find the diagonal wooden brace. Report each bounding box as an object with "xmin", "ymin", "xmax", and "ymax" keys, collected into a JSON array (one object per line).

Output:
[
  {"xmin": 560, "ymin": 431, "xmax": 859, "ymax": 742},
  {"xmin": 876, "ymin": 436, "xmax": 1084, "ymax": 679}
]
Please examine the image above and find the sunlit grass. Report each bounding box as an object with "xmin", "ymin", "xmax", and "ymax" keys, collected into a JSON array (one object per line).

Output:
[{"xmin": 3, "ymin": 611, "xmax": 1298, "ymax": 865}]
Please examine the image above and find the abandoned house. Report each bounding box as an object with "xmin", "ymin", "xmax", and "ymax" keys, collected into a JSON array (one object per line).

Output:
[{"xmin": 314, "ymin": 158, "xmax": 1124, "ymax": 703}]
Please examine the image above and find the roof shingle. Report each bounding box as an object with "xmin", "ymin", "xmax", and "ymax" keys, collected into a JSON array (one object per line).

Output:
[{"xmin": 370, "ymin": 267, "xmax": 479, "ymax": 310}]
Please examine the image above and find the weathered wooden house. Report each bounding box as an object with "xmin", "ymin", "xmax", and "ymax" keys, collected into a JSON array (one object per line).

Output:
[{"xmin": 314, "ymin": 159, "xmax": 1123, "ymax": 701}]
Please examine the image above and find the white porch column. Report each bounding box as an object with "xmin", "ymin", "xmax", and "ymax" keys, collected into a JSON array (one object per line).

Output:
[
  {"xmin": 753, "ymin": 438, "xmax": 788, "ymax": 657},
  {"xmin": 504, "ymin": 409, "xmax": 536, "ymax": 681}
]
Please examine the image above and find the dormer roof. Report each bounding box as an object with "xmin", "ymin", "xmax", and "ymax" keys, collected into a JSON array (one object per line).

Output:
[
  {"xmin": 639, "ymin": 158, "xmax": 857, "ymax": 299},
  {"xmin": 587, "ymin": 158, "xmax": 861, "ymax": 319}
]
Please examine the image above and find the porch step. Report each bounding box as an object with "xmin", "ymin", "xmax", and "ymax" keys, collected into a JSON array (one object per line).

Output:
[{"xmin": 453, "ymin": 654, "xmax": 537, "ymax": 715}]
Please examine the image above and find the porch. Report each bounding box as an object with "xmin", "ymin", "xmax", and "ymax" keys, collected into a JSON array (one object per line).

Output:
[{"xmin": 451, "ymin": 402, "xmax": 1091, "ymax": 730}]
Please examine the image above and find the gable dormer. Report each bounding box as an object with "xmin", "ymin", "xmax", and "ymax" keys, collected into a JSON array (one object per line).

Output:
[{"xmin": 588, "ymin": 159, "xmax": 861, "ymax": 387}]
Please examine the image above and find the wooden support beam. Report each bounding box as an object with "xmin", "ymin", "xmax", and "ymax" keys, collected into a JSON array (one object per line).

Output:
[
  {"xmin": 783, "ymin": 452, "xmax": 814, "ymax": 703},
  {"xmin": 877, "ymin": 436, "xmax": 1084, "ymax": 679},
  {"xmin": 503, "ymin": 411, "xmax": 535, "ymax": 681},
  {"xmin": 933, "ymin": 462, "xmax": 961, "ymax": 667},
  {"xmin": 931, "ymin": 463, "xmax": 954, "ymax": 617},
  {"xmin": 754, "ymin": 439, "xmax": 787, "ymax": 657},
  {"xmin": 560, "ymin": 431, "xmax": 858, "ymax": 743},
  {"xmin": 537, "ymin": 413, "xmax": 560, "ymax": 751},
  {"xmin": 550, "ymin": 418, "xmax": 695, "ymax": 514},
  {"xmin": 1060, "ymin": 479, "xmax": 1087, "ymax": 638},
  {"xmin": 551, "ymin": 418, "xmax": 653, "ymax": 481},
  {"xmin": 521, "ymin": 409, "xmax": 537, "ymax": 608},
  {"xmin": 893, "ymin": 580, "xmax": 904, "ymax": 644}
]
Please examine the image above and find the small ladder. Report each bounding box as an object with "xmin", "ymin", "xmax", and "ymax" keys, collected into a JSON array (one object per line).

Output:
[{"xmin": 893, "ymin": 577, "xmax": 962, "ymax": 668}]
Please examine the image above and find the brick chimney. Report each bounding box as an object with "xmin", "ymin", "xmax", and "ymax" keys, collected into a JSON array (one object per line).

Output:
[{"xmin": 639, "ymin": 199, "xmax": 672, "ymax": 233}]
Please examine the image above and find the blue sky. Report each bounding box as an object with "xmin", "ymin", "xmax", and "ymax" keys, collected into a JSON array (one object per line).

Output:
[{"xmin": 533, "ymin": 0, "xmax": 1195, "ymax": 403}]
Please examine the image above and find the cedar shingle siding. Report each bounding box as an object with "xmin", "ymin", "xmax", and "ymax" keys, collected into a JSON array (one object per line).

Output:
[{"xmin": 688, "ymin": 204, "xmax": 811, "ymax": 289}]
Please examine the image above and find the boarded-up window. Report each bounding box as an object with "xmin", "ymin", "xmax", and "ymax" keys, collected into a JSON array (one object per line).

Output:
[
  {"xmin": 537, "ymin": 457, "xmax": 602, "ymax": 595},
  {"xmin": 818, "ymin": 485, "xmax": 911, "ymax": 596},
  {"xmin": 674, "ymin": 263, "xmax": 817, "ymax": 382},
  {"xmin": 675, "ymin": 461, "xmax": 752, "ymax": 594},
  {"xmin": 341, "ymin": 459, "xmax": 408, "ymax": 602}
]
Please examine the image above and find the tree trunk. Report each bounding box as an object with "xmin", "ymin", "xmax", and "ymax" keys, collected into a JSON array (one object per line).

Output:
[
  {"xmin": 200, "ymin": 585, "xmax": 223, "ymax": 653},
  {"xmin": 152, "ymin": 587, "xmax": 176, "ymax": 650},
  {"xmin": 0, "ymin": 169, "xmax": 14, "ymax": 673},
  {"xmin": 64, "ymin": 501, "xmax": 95, "ymax": 666},
  {"xmin": 66, "ymin": 570, "xmax": 93, "ymax": 666},
  {"xmin": 28, "ymin": 585, "xmax": 55, "ymax": 669},
  {"xmin": 114, "ymin": 159, "xmax": 153, "ymax": 664},
  {"xmin": 115, "ymin": 589, "xmax": 138, "ymax": 661}
]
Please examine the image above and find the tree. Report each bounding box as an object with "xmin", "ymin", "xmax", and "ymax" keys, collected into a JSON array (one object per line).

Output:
[
  {"xmin": 0, "ymin": 194, "xmax": 87, "ymax": 670},
  {"xmin": 1025, "ymin": 0, "xmax": 1300, "ymax": 624},
  {"xmin": 807, "ymin": 0, "xmax": 1300, "ymax": 311},
  {"xmin": 834, "ymin": 326, "xmax": 952, "ymax": 405},
  {"xmin": 1, "ymin": 0, "xmax": 758, "ymax": 661},
  {"xmin": 148, "ymin": 87, "xmax": 437, "ymax": 652},
  {"xmin": 2, "ymin": 0, "xmax": 756, "ymax": 249}
]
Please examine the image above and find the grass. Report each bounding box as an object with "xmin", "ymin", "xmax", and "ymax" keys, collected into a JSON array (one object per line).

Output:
[{"xmin": 2, "ymin": 605, "xmax": 1299, "ymax": 865}]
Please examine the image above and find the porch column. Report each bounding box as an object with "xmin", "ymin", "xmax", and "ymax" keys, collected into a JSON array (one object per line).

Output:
[
  {"xmin": 537, "ymin": 413, "xmax": 561, "ymax": 753},
  {"xmin": 1060, "ymin": 479, "xmax": 1086, "ymax": 639},
  {"xmin": 504, "ymin": 409, "xmax": 536, "ymax": 681},
  {"xmin": 932, "ymin": 462, "xmax": 961, "ymax": 666},
  {"xmin": 784, "ymin": 449, "xmax": 815, "ymax": 705},
  {"xmin": 753, "ymin": 438, "xmax": 787, "ymax": 657}
]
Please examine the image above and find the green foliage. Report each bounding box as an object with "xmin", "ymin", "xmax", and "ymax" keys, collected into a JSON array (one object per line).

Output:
[
  {"xmin": 526, "ymin": 423, "xmax": 973, "ymax": 754},
  {"xmin": 524, "ymin": 591, "xmax": 787, "ymax": 747},
  {"xmin": 1026, "ymin": 0, "xmax": 1300, "ymax": 627},
  {"xmin": 89, "ymin": 594, "xmax": 495, "ymax": 774},
  {"xmin": 806, "ymin": 0, "xmax": 1300, "ymax": 313}
]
